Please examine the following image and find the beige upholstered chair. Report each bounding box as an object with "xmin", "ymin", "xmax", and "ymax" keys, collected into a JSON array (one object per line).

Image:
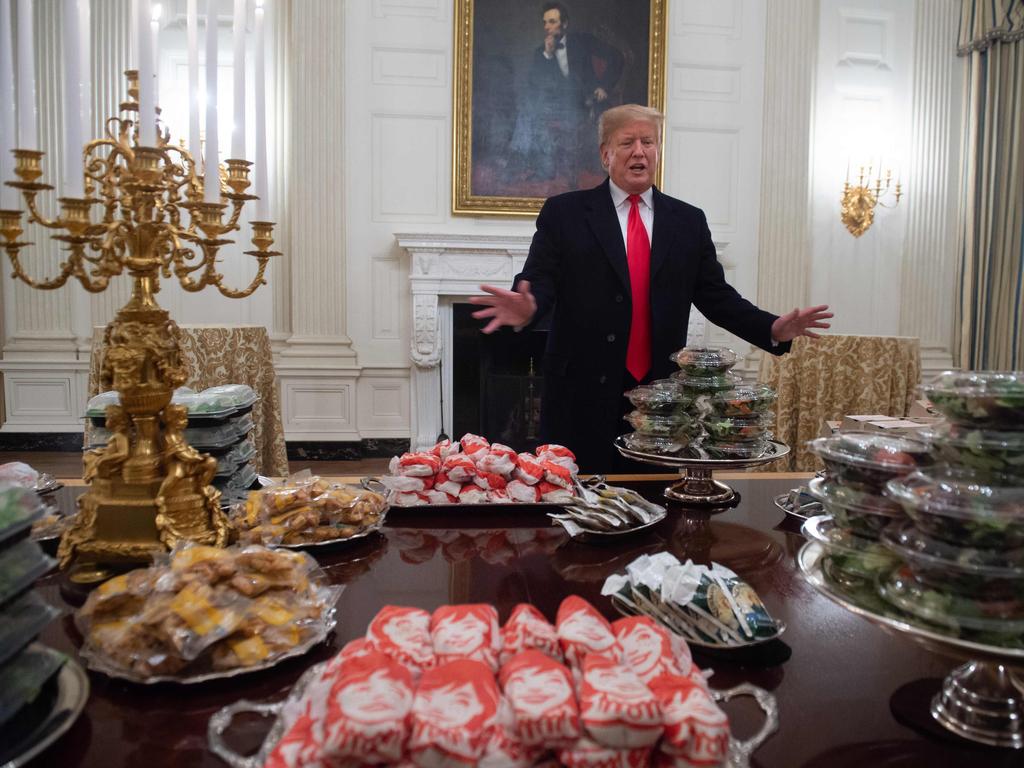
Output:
[{"xmin": 758, "ymin": 335, "xmax": 922, "ymax": 471}]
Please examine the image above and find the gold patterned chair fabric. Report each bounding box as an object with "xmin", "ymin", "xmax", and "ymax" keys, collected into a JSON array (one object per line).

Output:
[
  {"xmin": 758, "ymin": 335, "xmax": 922, "ymax": 471},
  {"xmin": 88, "ymin": 325, "xmax": 288, "ymax": 476}
]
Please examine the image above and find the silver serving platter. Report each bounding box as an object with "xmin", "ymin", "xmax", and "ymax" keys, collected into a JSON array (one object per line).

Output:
[
  {"xmin": 209, "ymin": 654, "xmax": 779, "ymax": 768},
  {"xmin": 78, "ymin": 590, "xmax": 341, "ymax": 685},
  {"xmin": 363, "ymin": 476, "xmax": 580, "ymax": 510},
  {"xmin": 0, "ymin": 658, "xmax": 89, "ymax": 767},
  {"xmin": 548, "ymin": 506, "xmax": 667, "ymax": 544},
  {"xmin": 799, "ymin": 540, "xmax": 1024, "ymax": 749},
  {"xmin": 614, "ymin": 437, "xmax": 791, "ymax": 505},
  {"xmin": 772, "ymin": 490, "xmax": 823, "ymax": 521},
  {"xmin": 610, "ymin": 594, "xmax": 787, "ymax": 651}
]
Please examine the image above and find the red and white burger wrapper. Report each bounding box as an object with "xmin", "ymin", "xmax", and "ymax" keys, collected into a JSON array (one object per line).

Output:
[
  {"xmin": 507, "ymin": 479, "xmax": 541, "ymax": 503},
  {"xmin": 500, "ymin": 603, "xmax": 563, "ymax": 665},
  {"xmin": 458, "ymin": 485, "xmax": 488, "ymax": 504},
  {"xmin": 442, "ymin": 454, "xmax": 476, "ymax": 483},
  {"xmin": 542, "ymin": 460, "xmax": 574, "ymax": 488},
  {"xmin": 459, "ymin": 433, "xmax": 491, "ymax": 460},
  {"xmin": 513, "ymin": 453, "xmax": 545, "ymax": 485},
  {"xmin": 612, "ymin": 616, "xmax": 693, "ymax": 683},
  {"xmin": 499, "ymin": 649, "xmax": 581, "ymax": 747},
  {"xmin": 477, "ymin": 450, "xmax": 518, "ymax": 478},
  {"xmin": 479, "ymin": 697, "xmax": 544, "ymax": 768},
  {"xmin": 579, "ymin": 654, "xmax": 663, "ymax": 749},
  {"xmin": 557, "ymin": 596, "xmax": 621, "ymax": 669},
  {"xmin": 434, "ymin": 472, "xmax": 463, "ymax": 497},
  {"xmin": 539, "ymin": 481, "xmax": 576, "ymax": 503},
  {"xmin": 474, "ymin": 471, "xmax": 508, "ymax": 492},
  {"xmin": 265, "ymin": 710, "xmax": 325, "ymax": 768},
  {"xmin": 381, "ymin": 474, "xmax": 435, "ymax": 493},
  {"xmin": 556, "ymin": 736, "xmax": 651, "ymax": 768},
  {"xmin": 367, "ymin": 605, "xmax": 436, "ymax": 679},
  {"xmin": 648, "ymin": 673, "xmax": 729, "ymax": 767},
  {"xmin": 431, "ymin": 604, "xmax": 502, "ymax": 671},
  {"xmin": 395, "ymin": 452, "xmax": 442, "ymax": 477},
  {"xmin": 408, "ymin": 659, "xmax": 501, "ymax": 767},
  {"xmin": 324, "ymin": 651, "xmax": 415, "ymax": 764}
]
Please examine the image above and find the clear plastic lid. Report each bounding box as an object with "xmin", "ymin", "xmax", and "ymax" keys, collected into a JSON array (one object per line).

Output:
[
  {"xmin": 801, "ymin": 514, "xmax": 898, "ymax": 560},
  {"xmin": 624, "ymin": 409, "xmax": 694, "ymax": 433},
  {"xmin": 622, "ymin": 431, "xmax": 687, "ymax": 455},
  {"xmin": 0, "ymin": 539, "xmax": 56, "ymax": 607},
  {"xmin": 920, "ymin": 370, "xmax": 1024, "ymax": 428},
  {"xmin": 709, "ymin": 385, "xmax": 778, "ymax": 417},
  {"xmin": 623, "ymin": 383, "xmax": 694, "ymax": 414},
  {"xmin": 198, "ymin": 384, "xmax": 259, "ymax": 411},
  {"xmin": 807, "ymin": 432, "xmax": 931, "ymax": 475},
  {"xmin": 669, "ymin": 370, "xmax": 742, "ymax": 394},
  {"xmin": 0, "ymin": 644, "xmax": 66, "ymax": 727},
  {"xmin": 0, "ymin": 591, "xmax": 62, "ymax": 668},
  {"xmin": 921, "ymin": 422, "xmax": 1024, "ymax": 479},
  {"xmin": 184, "ymin": 412, "xmax": 255, "ymax": 450},
  {"xmin": 881, "ymin": 520, "xmax": 1024, "ymax": 576},
  {"xmin": 879, "ymin": 564, "xmax": 1024, "ymax": 633},
  {"xmin": 806, "ymin": 476, "xmax": 903, "ymax": 517},
  {"xmin": 702, "ymin": 412, "xmax": 775, "ymax": 442},
  {"xmin": 0, "ymin": 486, "xmax": 45, "ymax": 548},
  {"xmin": 885, "ymin": 468, "xmax": 1024, "ymax": 522},
  {"xmin": 702, "ymin": 437, "xmax": 770, "ymax": 459},
  {"xmin": 669, "ymin": 346, "xmax": 738, "ymax": 374}
]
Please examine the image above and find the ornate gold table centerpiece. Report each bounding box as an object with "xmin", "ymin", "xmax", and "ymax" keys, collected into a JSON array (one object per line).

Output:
[{"xmin": 0, "ymin": 71, "xmax": 280, "ymax": 581}]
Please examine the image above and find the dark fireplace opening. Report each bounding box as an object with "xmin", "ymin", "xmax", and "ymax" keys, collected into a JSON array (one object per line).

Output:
[{"xmin": 452, "ymin": 303, "xmax": 548, "ymax": 452}]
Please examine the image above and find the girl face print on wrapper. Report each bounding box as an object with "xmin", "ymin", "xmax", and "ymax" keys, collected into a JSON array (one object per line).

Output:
[
  {"xmin": 324, "ymin": 652, "xmax": 414, "ymax": 764},
  {"xmin": 612, "ymin": 616, "xmax": 692, "ymax": 683},
  {"xmin": 431, "ymin": 604, "xmax": 501, "ymax": 671},
  {"xmin": 500, "ymin": 603, "xmax": 563, "ymax": 665},
  {"xmin": 557, "ymin": 596, "xmax": 621, "ymax": 669},
  {"xmin": 499, "ymin": 650, "xmax": 580, "ymax": 746},
  {"xmin": 648, "ymin": 673, "xmax": 729, "ymax": 767},
  {"xmin": 367, "ymin": 605, "xmax": 435, "ymax": 678},
  {"xmin": 409, "ymin": 659, "xmax": 501, "ymax": 767},
  {"xmin": 580, "ymin": 654, "xmax": 664, "ymax": 749}
]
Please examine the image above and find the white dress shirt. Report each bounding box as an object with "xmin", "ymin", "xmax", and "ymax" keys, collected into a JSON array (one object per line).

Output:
[
  {"xmin": 543, "ymin": 35, "xmax": 570, "ymax": 77},
  {"xmin": 609, "ymin": 180, "xmax": 653, "ymax": 250}
]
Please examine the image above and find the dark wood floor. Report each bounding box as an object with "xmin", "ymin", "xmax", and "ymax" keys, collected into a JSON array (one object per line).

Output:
[{"xmin": 0, "ymin": 451, "xmax": 391, "ymax": 478}]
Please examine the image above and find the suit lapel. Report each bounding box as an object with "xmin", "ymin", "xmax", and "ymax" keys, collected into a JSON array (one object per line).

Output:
[
  {"xmin": 650, "ymin": 187, "xmax": 675, "ymax": 279},
  {"xmin": 584, "ymin": 180, "xmax": 630, "ymax": 291}
]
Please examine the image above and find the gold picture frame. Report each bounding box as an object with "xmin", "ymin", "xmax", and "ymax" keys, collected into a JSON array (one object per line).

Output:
[{"xmin": 453, "ymin": 0, "xmax": 667, "ymax": 217}]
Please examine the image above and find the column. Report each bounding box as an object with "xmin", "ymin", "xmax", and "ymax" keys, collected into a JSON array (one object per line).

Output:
[
  {"xmin": 756, "ymin": 0, "xmax": 819, "ymax": 315},
  {"xmin": 898, "ymin": 0, "xmax": 961, "ymax": 375}
]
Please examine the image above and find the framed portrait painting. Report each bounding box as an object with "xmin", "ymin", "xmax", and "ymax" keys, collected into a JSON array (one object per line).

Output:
[{"xmin": 453, "ymin": 0, "xmax": 667, "ymax": 216}]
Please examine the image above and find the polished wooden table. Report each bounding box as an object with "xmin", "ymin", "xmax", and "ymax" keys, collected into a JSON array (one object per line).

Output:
[{"xmin": 27, "ymin": 475, "xmax": 1020, "ymax": 767}]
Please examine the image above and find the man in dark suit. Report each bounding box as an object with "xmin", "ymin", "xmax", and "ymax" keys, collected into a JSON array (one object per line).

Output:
[
  {"xmin": 471, "ymin": 105, "xmax": 832, "ymax": 473},
  {"xmin": 522, "ymin": 2, "xmax": 624, "ymax": 184}
]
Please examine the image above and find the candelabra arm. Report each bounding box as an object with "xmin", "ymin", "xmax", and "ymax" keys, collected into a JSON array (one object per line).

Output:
[
  {"xmin": 5, "ymin": 245, "xmax": 76, "ymax": 289},
  {"xmin": 170, "ymin": 240, "xmax": 218, "ymax": 292},
  {"xmin": 224, "ymin": 199, "xmax": 247, "ymax": 233},
  {"xmin": 212, "ymin": 256, "xmax": 270, "ymax": 299},
  {"xmin": 20, "ymin": 191, "xmax": 65, "ymax": 230}
]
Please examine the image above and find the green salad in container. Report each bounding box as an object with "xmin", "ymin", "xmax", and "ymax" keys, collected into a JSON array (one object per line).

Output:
[
  {"xmin": 669, "ymin": 346, "xmax": 738, "ymax": 375},
  {"xmin": 921, "ymin": 370, "xmax": 1024, "ymax": 429}
]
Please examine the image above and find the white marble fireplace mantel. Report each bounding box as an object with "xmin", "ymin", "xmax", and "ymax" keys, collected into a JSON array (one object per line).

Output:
[{"xmin": 396, "ymin": 233, "xmax": 534, "ymax": 450}]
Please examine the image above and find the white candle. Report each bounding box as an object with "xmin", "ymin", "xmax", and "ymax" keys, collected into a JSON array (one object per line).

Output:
[
  {"xmin": 0, "ymin": 0, "xmax": 16, "ymax": 206},
  {"xmin": 253, "ymin": 0, "xmax": 266, "ymax": 218},
  {"xmin": 79, "ymin": 0, "xmax": 90, "ymax": 146},
  {"xmin": 151, "ymin": 3, "xmax": 160, "ymax": 111},
  {"xmin": 187, "ymin": 0, "xmax": 199, "ymax": 167},
  {"xmin": 15, "ymin": 0, "xmax": 36, "ymax": 149},
  {"xmin": 203, "ymin": 0, "xmax": 219, "ymax": 202},
  {"xmin": 230, "ymin": 0, "xmax": 245, "ymax": 159},
  {"xmin": 61, "ymin": 0, "xmax": 83, "ymax": 196},
  {"xmin": 135, "ymin": 0, "xmax": 154, "ymax": 144}
]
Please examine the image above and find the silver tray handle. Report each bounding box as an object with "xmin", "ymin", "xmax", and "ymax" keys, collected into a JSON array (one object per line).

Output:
[
  {"xmin": 714, "ymin": 683, "xmax": 779, "ymax": 768},
  {"xmin": 207, "ymin": 699, "xmax": 285, "ymax": 768},
  {"xmin": 360, "ymin": 476, "xmax": 388, "ymax": 495}
]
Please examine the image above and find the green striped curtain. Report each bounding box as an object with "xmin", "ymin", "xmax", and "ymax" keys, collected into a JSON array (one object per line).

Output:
[{"xmin": 956, "ymin": 0, "xmax": 1024, "ymax": 370}]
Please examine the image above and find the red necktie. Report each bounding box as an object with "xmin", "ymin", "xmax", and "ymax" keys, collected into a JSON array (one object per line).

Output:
[{"xmin": 625, "ymin": 194, "xmax": 651, "ymax": 382}]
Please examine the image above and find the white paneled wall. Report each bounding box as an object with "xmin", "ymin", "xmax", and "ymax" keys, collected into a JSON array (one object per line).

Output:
[{"xmin": 0, "ymin": 0, "xmax": 967, "ymax": 437}]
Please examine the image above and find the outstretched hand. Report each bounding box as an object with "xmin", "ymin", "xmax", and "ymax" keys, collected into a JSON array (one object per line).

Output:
[
  {"xmin": 469, "ymin": 281, "xmax": 537, "ymax": 334},
  {"xmin": 771, "ymin": 304, "xmax": 833, "ymax": 343}
]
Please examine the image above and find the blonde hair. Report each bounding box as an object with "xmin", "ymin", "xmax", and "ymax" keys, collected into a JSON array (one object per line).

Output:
[{"xmin": 598, "ymin": 104, "xmax": 664, "ymax": 148}]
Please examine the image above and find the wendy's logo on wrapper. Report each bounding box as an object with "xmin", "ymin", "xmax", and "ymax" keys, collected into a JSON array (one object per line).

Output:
[
  {"xmin": 336, "ymin": 669, "xmax": 415, "ymax": 725},
  {"xmin": 416, "ymin": 680, "xmax": 487, "ymax": 728},
  {"xmin": 433, "ymin": 611, "xmax": 490, "ymax": 655},
  {"xmin": 560, "ymin": 611, "xmax": 617, "ymax": 650},
  {"xmin": 616, "ymin": 621, "xmax": 673, "ymax": 680},
  {"xmin": 586, "ymin": 664, "xmax": 655, "ymax": 704},
  {"xmin": 504, "ymin": 666, "xmax": 574, "ymax": 718},
  {"xmin": 380, "ymin": 613, "xmax": 431, "ymax": 653}
]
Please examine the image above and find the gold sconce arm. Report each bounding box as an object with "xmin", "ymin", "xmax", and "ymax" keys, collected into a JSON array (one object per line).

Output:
[{"xmin": 840, "ymin": 165, "xmax": 904, "ymax": 238}]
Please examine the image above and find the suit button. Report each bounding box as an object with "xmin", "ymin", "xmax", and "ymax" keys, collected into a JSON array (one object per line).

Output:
[
  {"xmin": 606, "ymin": 334, "xmax": 616, "ymax": 342},
  {"xmin": 598, "ymin": 375, "xmax": 607, "ymax": 384},
  {"xmin": 615, "ymin": 294, "xmax": 624, "ymax": 303}
]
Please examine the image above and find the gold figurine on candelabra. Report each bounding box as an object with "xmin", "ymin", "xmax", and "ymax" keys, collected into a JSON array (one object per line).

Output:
[
  {"xmin": 840, "ymin": 164, "xmax": 904, "ymax": 238},
  {"xmin": 0, "ymin": 71, "xmax": 280, "ymax": 582}
]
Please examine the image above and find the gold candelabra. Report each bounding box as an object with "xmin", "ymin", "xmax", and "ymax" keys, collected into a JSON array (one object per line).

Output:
[
  {"xmin": 840, "ymin": 165, "xmax": 903, "ymax": 238},
  {"xmin": 0, "ymin": 71, "xmax": 281, "ymax": 582}
]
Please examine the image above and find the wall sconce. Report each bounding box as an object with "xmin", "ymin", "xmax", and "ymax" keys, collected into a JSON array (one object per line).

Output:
[{"xmin": 840, "ymin": 165, "xmax": 903, "ymax": 237}]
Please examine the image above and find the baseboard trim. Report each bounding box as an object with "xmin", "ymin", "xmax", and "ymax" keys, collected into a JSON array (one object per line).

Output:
[
  {"xmin": 0, "ymin": 432, "xmax": 84, "ymax": 451},
  {"xmin": 286, "ymin": 439, "xmax": 410, "ymax": 461}
]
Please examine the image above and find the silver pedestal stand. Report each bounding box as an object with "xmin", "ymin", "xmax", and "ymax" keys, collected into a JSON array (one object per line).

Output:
[
  {"xmin": 799, "ymin": 541, "xmax": 1024, "ymax": 749},
  {"xmin": 613, "ymin": 436, "xmax": 790, "ymax": 506}
]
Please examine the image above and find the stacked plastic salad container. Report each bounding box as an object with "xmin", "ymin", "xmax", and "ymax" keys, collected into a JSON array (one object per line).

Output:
[
  {"xmin": 0, "ymin": 485, "xmax": 65, "ymax": 738},
  {"xmin": 621, "ymin": 345, "xmax": 778, "ymax": 458},
  {"xmin": 86, "ymin": 384, "xmax": 261, "ymax": 505},
  {"xmin": 804, "ymin": 370, "xmax": 1024, "ymax": 648}
]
